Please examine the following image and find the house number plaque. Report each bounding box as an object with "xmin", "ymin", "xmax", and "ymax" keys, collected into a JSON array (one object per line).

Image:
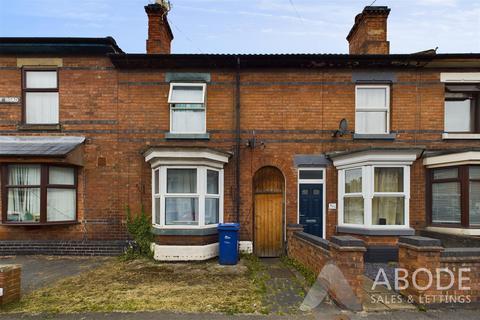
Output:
[{"xmin": 0, "ymin": 97, "xmax": 20, "ymax": 104}]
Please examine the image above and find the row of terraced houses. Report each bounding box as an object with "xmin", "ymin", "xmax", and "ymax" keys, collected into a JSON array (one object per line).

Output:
[{"xmin": 0, "ymin": 2, "xmax": 478, "ymax": 262}]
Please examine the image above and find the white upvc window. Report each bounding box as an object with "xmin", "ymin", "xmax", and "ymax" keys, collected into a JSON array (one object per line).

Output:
[
  {"xmin": 355, "ymin": 85, "xmax": 390, "ymax": 134},
  {"xmin": 168, "ymin": 83, "xmax": 207, "ymax": 134},
  {"xmin": 338, "ymin": 165, "xmax": 410, "ymax": 229},
  {"xmin": 23, "ymin": 70, "xmax": 59, "ymax": 124},
  {"xmin": 152, "ymin": 165, "xmax": 223, "ymax": 228}
]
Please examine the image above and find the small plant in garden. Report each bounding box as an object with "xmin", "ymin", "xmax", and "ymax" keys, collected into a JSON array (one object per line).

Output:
[{"xmin": 124, "ymin": 206, "xmax": 154, "ymax": 260}]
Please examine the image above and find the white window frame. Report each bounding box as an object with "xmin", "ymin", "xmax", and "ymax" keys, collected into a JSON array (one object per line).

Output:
[
  {"xmin": 168, "ymin": 82, "xmax": 207, "ymax": 134},
  {"xmin": 152, "ymin": 165, "xmax": 224, "ymax": 229},
  {"xmin": 355, "ymin": 84, "xmax": 390, "ymax": 134},
  {"xmin": 338, "ymin": 165, "xmax": 410, "ymax": 230},
  {"xmin": 296, "ymin": 168, "xmax": 326, "ymax": 238}
]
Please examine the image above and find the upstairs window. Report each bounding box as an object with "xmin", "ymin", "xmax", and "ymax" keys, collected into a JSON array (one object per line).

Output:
[
  {"xmin": 444, "ymin": 85, "xmax": 480, "ymax": 133},
  {"xmin": 168, "ymin": 83, "xmax": 206, "ymax": 134},
  {"xmin": 23, "ymin": 69, "xmax": 59, "ymax": 124},
  {"xmin": 355, "ymin": 85, "xmax": 390, "ymax": 134}
]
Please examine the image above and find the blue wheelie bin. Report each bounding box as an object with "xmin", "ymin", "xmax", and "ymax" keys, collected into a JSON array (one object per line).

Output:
[{"xmin": 218, "ymin": 223, "xmax": 240, "ymax": 265}]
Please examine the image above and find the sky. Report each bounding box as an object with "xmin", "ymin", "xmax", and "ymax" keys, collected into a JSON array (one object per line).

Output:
[{"xmin": 0, "ymin": 0, "xmax": 479, "ymax": 54}]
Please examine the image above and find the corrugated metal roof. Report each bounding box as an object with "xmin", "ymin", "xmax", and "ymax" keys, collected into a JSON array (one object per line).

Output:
[{"xmin": 0, "ymin": 136, "xmax": 85, "ymax": 157}]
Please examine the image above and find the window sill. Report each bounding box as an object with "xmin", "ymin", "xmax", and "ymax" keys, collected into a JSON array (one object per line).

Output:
[
  {"xmin": 152, "ymin": 226, "xmax": 218, "ymax": 236},
  {"xmin": 0, "ymin": 221, "xmax": 79, "ymax": 227},
  {"xmin": 165, "ymin": 133, "xmax": 210, "ymax": 140},
  {"xmin": 442, "ymin": 133, "xmax": 480, "ymax": 140},
  {"xmin": 426, "ymin": 226, "xmax": 480, "ymax": 236},
  {"xmin": 17, "ymin": 124, "xmax": 62, "ymax": 131},
  {"xmin": 337, "ymin": 225, "xmax": 415, "ymax": 236},
  {"xmin": 353, "ymin": 133, "xmax": 397, "ymax": 140}
]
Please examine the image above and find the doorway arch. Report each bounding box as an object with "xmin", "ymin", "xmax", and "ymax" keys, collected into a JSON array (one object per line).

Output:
[{"xmin": 253, "ymin": 166, "xmax": 285, "ymax": 257}]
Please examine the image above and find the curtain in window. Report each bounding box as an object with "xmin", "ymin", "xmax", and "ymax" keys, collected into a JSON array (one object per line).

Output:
[
  {"xmin": 165, "ymin": 197, "xmax": 199, "ymax": 225},
  {"xmin": 26, "ymin": 71, "xmax": 57, "ymax": 89},
  {"xmin": 470, "ymin": 181, "xmax": 480, "ymax": 225},
  {"xmin": 7, "ymin": 165, "xmax": 41, "ymax": 222},
  {"xmin": 207, "ymin": 170, "xmax": 219, "ymax": 194},
  {"xmin": 374, "ymin": 168, "xmax": 403, "ymax": 192},
  {"xmin": 357, "ymin": 88, "xmax": 387, "ymax": 108},
  {"xmin": 344, "ymin": 197, "xmax": 364, "ymax": 224},
  {"xmin": 167, "ymin": 169, "xmax": 197, "ymax": 193},
  {"xmin": 49, "ymin": 166, "xmax": 74, "ymax": 185},
  {"xmin": 205, "ymin": 198, "xmax": 219, "ymax": 225},
  {"xmin": 355, "ymin": 112, "xmax": 387, "ymax": 134},
  {"xmin": 171, "ymin": 109, "xmax": 205, "ymax": 133},
  {"xmin": 445, "ymin": 99, "xmax": 472, "ymax": 132},
  {"xmin": 170, "ymin": 86, "xmax": 204, "ymax": 102},
  {"xmin": 373, "ymin": 168, "xmax": 404, "ymax": 225},
  {"xmin": 25, "ymin": 92, "xmax": 59, "ymax": 124},
  {"xmin": 47, "ymin": 189, "xmax": 76, "ymax": 221},
  {"xmin": 432, "ymin": 182, "xmax": 461, "ymax": 223}
]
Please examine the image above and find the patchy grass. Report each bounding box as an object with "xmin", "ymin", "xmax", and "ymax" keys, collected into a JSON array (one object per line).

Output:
[
  {"xmin": 1, "ymin": 258, "xmax": 264, "ymax": 314},
  {"xmin": 280, "ymin": 255, "xmax": 316, "ymax": 287}
]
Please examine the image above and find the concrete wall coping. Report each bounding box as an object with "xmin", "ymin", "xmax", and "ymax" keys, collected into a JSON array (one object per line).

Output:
[
  {"xmin": 330, "ymin": 235, "xmax": 365, "ymax": 248},
  {"xmin": 0, "ymin": 264, "xmax": 21, "ymax": 272},
  {"xmin": 294, "ymin": 231, "xmax": 330, "ymax": 251},
  {"xmin": 441, "ymin": 247, "xmax": 480, "ymax": 258},
  {"xmin": 399, "ymin": 236, "xmax": 442, "ymax": 247},
  {"xmin": 287, "ymin": 223, "xmax": 304, "ymax": 230}
]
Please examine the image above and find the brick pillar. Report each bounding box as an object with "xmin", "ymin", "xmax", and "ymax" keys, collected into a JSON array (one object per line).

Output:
[
  {"xmin": 330, "ymin": 236, "xmax": 366, "ymax": 310},
  {"xmin": 286, "ymin": 224, "xmax": 303, "ymax": 256},
  {"xmin": 398, "ymin": 236, "xmax": 444, "ymax": 303},
  {"xmin": 0, "ymin": 265, "xmax": 21, "ymax": 305}
]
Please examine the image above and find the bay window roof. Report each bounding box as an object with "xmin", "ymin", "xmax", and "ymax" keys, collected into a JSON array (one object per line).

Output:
[{"xmin": 0, "ymin": 136, "xmax": 85, "ymax": 157}]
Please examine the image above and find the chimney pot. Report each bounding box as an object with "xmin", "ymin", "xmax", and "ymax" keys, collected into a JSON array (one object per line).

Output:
[{"xmin": 347, "ymin": 6, "xmax": 390, "ymax": 55}]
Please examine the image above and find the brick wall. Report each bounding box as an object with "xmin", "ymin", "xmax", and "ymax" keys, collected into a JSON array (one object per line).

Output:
[
  {"xmin": 398, "ymin": 236, "xmax": 480, "ymax": 305},
  {"xmin": 0, "ymin": 54, "xmax": 478, "ymax": 250},
  {"xmin": 286, "ymin": 225, "xmax": 365, "ymax": 310},
  {"xmin": 0, "ymin": 264, "xmax": 21, "ymax": 305}
]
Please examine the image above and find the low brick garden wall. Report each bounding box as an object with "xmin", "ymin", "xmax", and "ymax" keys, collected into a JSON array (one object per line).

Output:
[
  {"xmin": 286, "ymin": 224, "xmax": 365, "ymax": 310},
  {"xmin": 398, "ymin": 236, "xmax": 480, "ymax": 305},
  {"xmin": 0, "ymin": 264, "xmax": 21, "ymax": 305}
]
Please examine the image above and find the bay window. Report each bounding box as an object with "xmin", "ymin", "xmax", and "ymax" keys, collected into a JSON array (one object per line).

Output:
[
  {"xmin": 339, "ymin": 165, "xmax": 409, "ymax": 228},
  {"xmin": 23, "ymin": 69, "xmax": 59, "ymax": 124},
  {"xmin": 2, "ymin": 164, "xmax": 77, "ymax": 224},
  {"xmin": 429, "ymin": 165, "xmax": 480, "ymax": 227},
  {"xmin": 168, "ymin": 83, "xmax": 206, "ymax": 134},
  {"xmin": 153, "ymin": 166, "xmax": 223, "ymax": 228}
]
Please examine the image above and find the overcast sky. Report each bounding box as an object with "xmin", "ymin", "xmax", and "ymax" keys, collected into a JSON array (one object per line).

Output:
[{"xmin": 0, "ymin": 0, "xmax": 479, "ymax": 54}]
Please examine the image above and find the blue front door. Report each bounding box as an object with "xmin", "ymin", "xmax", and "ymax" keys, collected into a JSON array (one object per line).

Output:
[{"xmin": 299, "ymin": 184, "xmax": 323, "ymax": 238}]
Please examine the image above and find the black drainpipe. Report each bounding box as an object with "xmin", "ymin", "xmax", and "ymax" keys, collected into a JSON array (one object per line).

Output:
[{"xmin": 235, "ymin": 57, "xmax": 241, "ymax": 223}]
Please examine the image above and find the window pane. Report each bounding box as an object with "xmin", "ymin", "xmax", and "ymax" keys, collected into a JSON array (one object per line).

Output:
[
  {"xmin": 165, "ymin": 197, "xmax": 199, "ymax": 225},
  {"xmin": 372, "ymin": 196, "xmax": 404, "ymax": 225},
  {"xmin": 344, "ymin": 197, "xmax": 364, "ymax": 224},
  {"xmin": 47, "ymin": 189, "xmax": 76, "ymax": 221},
  {"xmin": 154, "ymin": 197, "xmax": 160, "ymax": 224},
  {"xmin": 355, "ymin": 111, "xmax": 387, "ymax": 134},
  {"xmin": 299, "ymin": 170, "xmax": 323, "ymax": 180},
  {"xmin": 170, "ymin": 85, "xmax": 204, "ymax": 103},
  {"xmin": 357, "ymin": 88, "xmax": 387, "ymax": 109},
  {"xmin": 25, "ymin": 92, "xmax": 59, "ymax": 124},
  {"xmin": 345, "ymin": 168, "xmax": 362, "ymax": 193},
  {"xmin": 470, "ymin": 166, "xmax": 480, "ymax": 180},
  {"xmin": 374, "ymin": 167, "xmax": 403, "ymax": 192},
  {"xmin": 171, "ymin": 109, "xmax": 205, "ymax": 133},
  {"xmin": 7, "ymin": 188, "xmax": 41, "ymax": 222},
  {"xmin": 8, "ymin": 165, "xmax": 41, "ymax": 185},
  {"xmin": 433, "ymin": 167, "xmax": 458, "ymax": 180},
  {"xmin": 26, "ymin": 71, "xmax": 57, "ymax": 89},
  {"xmin": 432, "ymin": 182, "xmax": 461, "ymax": 223},
  {"xmin": 470, "ymin": 181, "xmax": 480, "ymax": 225},
  {"xmin": 445, "ymin": 100, "xmax": 472, "ymax": 132},
  {"xmin": 205, "ymin": 198, "xmax": 219, "ymax": 225},
  {"xmin": 49, "ymin": 166, "xmax": 74, "ymax": 185},
  {"xmin": 207, "ymin": 170, "xmax": 219, "ymax": 194},
  {"xmin": 167, "ymin": 169, "xmax": 197, "ymax": 193},
  {"xmin": 154, "ymin": 170, "xmax": 159, "ymax": 195}
]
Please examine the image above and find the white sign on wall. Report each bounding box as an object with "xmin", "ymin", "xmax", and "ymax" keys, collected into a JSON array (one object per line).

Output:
[
  {"xmin": 328, "ymin": 203, "xmax": 337, "ymax": 210},
  {"xmin": 0, "ymin": 97, "xmax": 20, "ymax": 104}
]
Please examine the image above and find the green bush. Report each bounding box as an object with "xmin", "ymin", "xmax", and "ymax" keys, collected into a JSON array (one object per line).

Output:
[{"xmin": 124, "ymin": 206, "xmax": 154, "ymax": 260}]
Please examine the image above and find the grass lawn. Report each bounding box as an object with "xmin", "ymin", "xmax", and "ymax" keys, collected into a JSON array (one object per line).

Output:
[{"xmin": 1, "ymin": 256, "xmax": 266, "ymax": 314}]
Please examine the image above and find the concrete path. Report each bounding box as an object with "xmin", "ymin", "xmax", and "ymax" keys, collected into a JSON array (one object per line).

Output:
[
  {"xmin": 1, "ymin": 309, "xmax": 480, "ymax": 320},
  {"xmin": 0, "ymin": 255, "xmax": 111, "ymax": 293}
]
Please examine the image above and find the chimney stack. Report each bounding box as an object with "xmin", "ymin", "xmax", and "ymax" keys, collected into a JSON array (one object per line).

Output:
[
  {"xmin": 347, "ymin": 6, "xmax": 390, "ymax": 55},
  {"xmin": 145, "ymin": 1, "xmax": 174, "ymax": 54}
]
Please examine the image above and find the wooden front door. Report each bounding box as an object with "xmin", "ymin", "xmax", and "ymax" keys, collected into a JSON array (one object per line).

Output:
[{"xmin": 253, "ymin": 167, "xmax": 284, "ymax": 257}]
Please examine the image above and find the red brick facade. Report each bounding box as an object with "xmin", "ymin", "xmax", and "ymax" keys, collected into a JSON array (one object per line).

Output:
[{"xmin": 0, "ymin": 4, "xmax": 478, "ymax": 255}]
